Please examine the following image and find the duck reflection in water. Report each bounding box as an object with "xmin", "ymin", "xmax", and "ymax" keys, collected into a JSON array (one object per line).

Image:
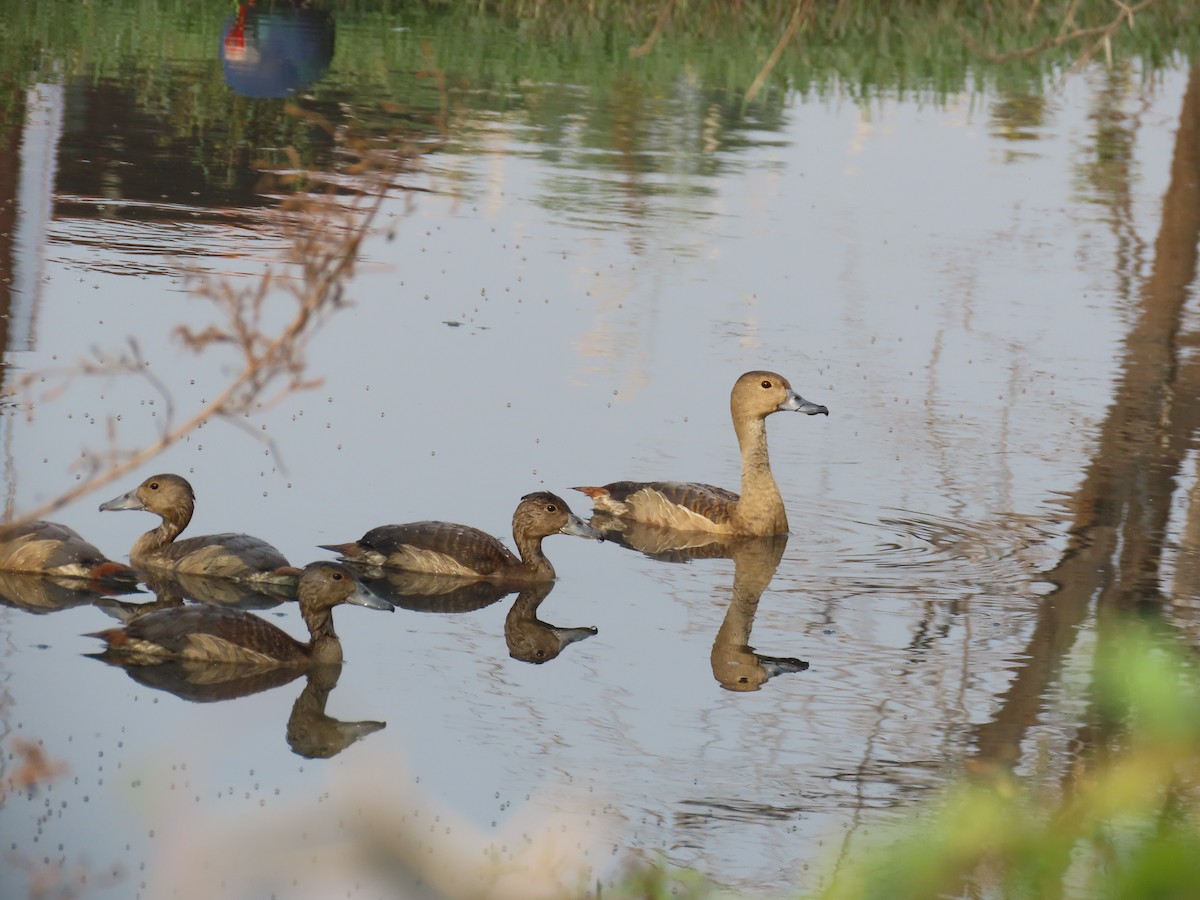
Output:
[
  {"xmin": 93, "ymin": 569, "xmax": 294, "ymax": 626},
  {"xmin": 710, "ymin": 534, "xmax": 808, "ymax": 692},
  {"xmin": 321, "ymin": 491, "xmax": 602, "ymax": 582},
  {"xmin": 591, "ymin": 518, "xmax": 807, "ymax": 691},
  {"xmin": 356, "ymin": 570, "xmax": 516, "ymax": 614},
  {"xmin": 286, "ymin": 664, "xmax": 385, "ymax": 759},
  {"xmin": 0, "ymin": 570, "xmax": 141, "ymax": 615},
  {"xmin": 352, "ymin": 570, "xmax": 597, "ymax": 664},
  {"xmin": 504, "ymin": 582, "xmax": 597, "ymax": 664},
  {"xmin": 87, "ymin": 561, "xmax": 392, "ymax": 666},
  {"xmin": 100, "ymin": 474, "xmax": 300, "ymax": 589},
  {"xmin": 86, "ymin": 655, "xmax": 383, "ymax": 759}
]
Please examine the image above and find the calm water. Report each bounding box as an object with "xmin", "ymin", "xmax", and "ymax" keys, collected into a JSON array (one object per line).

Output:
[{"xmin": 2, "ymin": 7, "xmax": 1199, "ymax": 898}]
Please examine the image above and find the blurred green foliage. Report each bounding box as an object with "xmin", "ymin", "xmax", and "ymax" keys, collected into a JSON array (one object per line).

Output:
[
  {"xmin": 603, "ymin": 623, "xmax": 1200, "ymax": 898},
  {"xmin": 816, "ymin": 622, "xmax": 1200, "ymax": 900}
]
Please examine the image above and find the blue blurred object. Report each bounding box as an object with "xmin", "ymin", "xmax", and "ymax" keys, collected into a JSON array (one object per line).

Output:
[{"xmin": 222, "ymin": 4, "xmax": 335, "ymax": 98}]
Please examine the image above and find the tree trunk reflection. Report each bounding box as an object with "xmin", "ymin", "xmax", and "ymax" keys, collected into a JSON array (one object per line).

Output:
[{"xmin": 972, "ymin": 64, "xmax": 1200, "ymax": 766}]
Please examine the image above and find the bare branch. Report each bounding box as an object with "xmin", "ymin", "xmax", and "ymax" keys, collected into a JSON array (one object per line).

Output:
[
  {"xmin": 3, "ymin": 110, "xmax": 415, "ymax": 527},
  {"xmin": 964, "ymin": 0, "xmax": 1158, "ymax": 67},
  {"xmin": 746, "ymin": 0, "xmax": 813, "ymax": 106}
]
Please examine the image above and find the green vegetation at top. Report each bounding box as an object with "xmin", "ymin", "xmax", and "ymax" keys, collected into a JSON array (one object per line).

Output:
[
  {"xmin": 0, "ymin": 1, "xmax": 1192, "ymax": 208},
  {"xmin": 0, "ymin": 0, "xmax": 1197, "ymax": 101},
  {"xmin": 401, "ymin": 0, "xmax": 1200, "ymax": 97}
]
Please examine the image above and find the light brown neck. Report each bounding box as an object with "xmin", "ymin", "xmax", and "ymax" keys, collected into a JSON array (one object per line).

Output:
[
  {"xmin": 130, "ymin": 504, "xmax": 190, "ymax": 564},
  {"xmin": 512, "ymin": 530, "xmax": 555, "ymax": 580},
  {"xmin": 732, "ymin": 414, "xmax": 788, "ymax": 534},
  {"xmin": 301, "ymin": 605, "xmax": 344, "ymax": 665}
]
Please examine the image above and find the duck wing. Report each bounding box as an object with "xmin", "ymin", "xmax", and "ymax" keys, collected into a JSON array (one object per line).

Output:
[
  {"xmin": 575, "ymin": 481, "xmax": 740, "ymax": 530},
  {"xmin": 0, "ymin": 521, "xmax": 113, "ymax": 572},
  {"xmin": 156, "ymin": 533, "xmax": 292, "ymax": 579},
  {"xmin": 90, "ymin": 604, "xmax": 304, "ymax": 664},
  {"xmin": 351, "ymin": 521, "xmax": 522, "ymax": 577}
]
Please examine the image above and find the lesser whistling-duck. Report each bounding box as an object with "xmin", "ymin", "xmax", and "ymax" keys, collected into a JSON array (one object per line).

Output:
[
  {"xmin": 320, "ymin": 491, "xmax": 601, "ymax": 582},
  {"xmin": 0, "ymin": 520, "xmax": 137, "ymax": 583},
  {"xmin": 87, "ymin": 560, "xmax": 392, "ymax": 666},
  {"xmin": 574, "ymin": 370, "xmax": 828, "ymax": 536},
  {"xmin": 99, "ymin": 474, "xmax": 299, "ymax": 584}
]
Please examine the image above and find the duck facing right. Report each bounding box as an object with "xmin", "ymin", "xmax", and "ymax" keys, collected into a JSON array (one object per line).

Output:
[{"xmin": 574, "ymin": 370, "xmax": 828, "ymax": 536}]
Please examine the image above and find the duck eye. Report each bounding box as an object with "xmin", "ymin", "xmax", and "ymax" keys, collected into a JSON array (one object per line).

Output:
[
  {"xmin": 760, "ymin": 380, "xmax": 772, "ymax": 389},
  {"xmin": 332, "ymin": 571, "xmax": 343, "ymax": 581},
  {"xmin": 148, "ymin": 482, "xmax": 159, "ymax": 490},
  {"xmin": 545, "ymin": 504, "xmax": 557, "ymax": 513}
]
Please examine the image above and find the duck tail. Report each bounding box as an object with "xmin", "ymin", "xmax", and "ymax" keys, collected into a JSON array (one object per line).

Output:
[
  {"xmin": 89, "ymin": 561, "xmax": 139, "ymax": 584},
  {"xmin": 85, "ymin": 627, "xmax": 127, "ymax": 646},
  {"xmin": 571, "ymin": 486, "xmax": 608, "ymax": 501},
  {"xmin": 318, "ymin": 542, "xmax": 361, "ymax": 559}
]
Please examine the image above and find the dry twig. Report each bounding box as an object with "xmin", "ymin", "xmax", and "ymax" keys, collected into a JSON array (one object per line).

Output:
[
  {"xmin": 3, "ymin": 112, "xmax": 414, "ymax": 527},
  {"xmin": 746, "ymin": 0, "xmax": 813, "ymax": 105},
  {"xmin": 963, "ymin": 0, "xmax": 1157, "ymax": 69}
]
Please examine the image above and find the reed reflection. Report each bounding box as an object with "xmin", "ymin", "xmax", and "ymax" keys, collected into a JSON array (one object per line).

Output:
[{"xmin": 592, "ymin": 518, "xmax": 807, "ymax": 690}]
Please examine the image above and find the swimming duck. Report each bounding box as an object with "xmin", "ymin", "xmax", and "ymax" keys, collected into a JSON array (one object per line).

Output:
[
  {"xmin": 99, "ymin": 474, "xmax": 299, "ymax": 584},
  {"xmin": 0, "ymin": 520, "xmax": 137, "ymax": 583},
  {"xmin": 87, "ymin": 560, "xmax": 393, "ymax": 666},
  {"xmin": 574, "ymin": 370, "xmax": 828, "ymax": 535},
  {"xmin": 320, "ymin": 491, "xmax": 602, "ymax": 582}
]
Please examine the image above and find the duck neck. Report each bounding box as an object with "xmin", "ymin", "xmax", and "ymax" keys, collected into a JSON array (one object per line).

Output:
[
  {"xmin": 301, "ymin": 605, "xmax": 344, "ymax": 665},
  {"xmin": 733, "ymin": 414, "xmax": 788, "ymax": 534},
  {"xmin": 131, "ymin": 498, "xmax": 193, "ymax": 563},
  {"xmin": 513, "ymin": 530, "xmax": 555, "ymax": 580}
]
